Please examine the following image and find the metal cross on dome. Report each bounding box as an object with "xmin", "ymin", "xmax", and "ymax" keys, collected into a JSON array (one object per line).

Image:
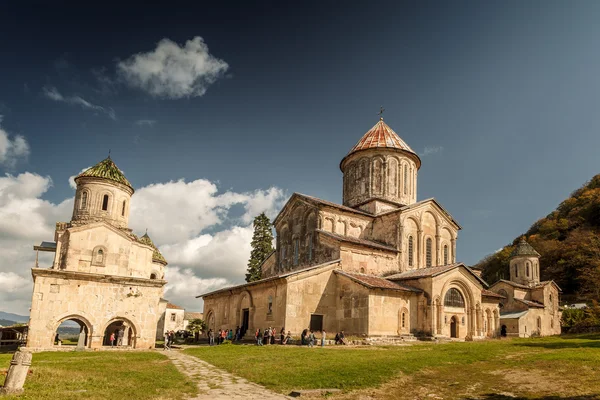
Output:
[{"xmin": 378, "ymin": 106, "xmax": 385, "ymax": 119}]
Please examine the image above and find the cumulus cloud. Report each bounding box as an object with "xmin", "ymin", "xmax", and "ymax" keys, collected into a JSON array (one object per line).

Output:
[
  {"xmin": 68, "ymin": 167, "xmax": 91, "ymax": 190},
  {"xmin": 42, "ymin": 86, "xmax": 116, "ymax": 120},
  {"xmin": 0, "ymin": 170, "xmax": 286, "ymax": 314},
  {"xmin": 420, "ymin": 146, "xmax": 444, "ymax": 157},
  {"xmin": 0, "ymin": 123, "xmax": 30, "ymax": 168},
  {"xmin": 117, "ymin": 36, "xmax": 229, "ymax": 99}
]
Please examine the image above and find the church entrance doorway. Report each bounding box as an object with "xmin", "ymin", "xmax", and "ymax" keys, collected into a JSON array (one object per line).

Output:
[
  {"xmin": 450, "ymin": 316, "xmax": 459, "ymax": 338},
  {"xmin": 241, "ymin": 309, "xmax": 249, "ymax": 338},
  {"xmin": 310, "ymin": 314, "xmax": 323, "ymax": 332},
  {"xmin": 103, "ymin": 320, "xmax": 135, "ymax": 348}
]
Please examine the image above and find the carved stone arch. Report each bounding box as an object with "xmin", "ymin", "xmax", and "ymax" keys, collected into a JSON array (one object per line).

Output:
[
  {"xmin": 205, "ymin": 309, "xmax": 216, "ymax": 332},
  {"xmin": 79, "ymin": 188, "xmax": 91, "ymax": 210},
  {"xmin": 440, "ymin": 278, "xmax": 476, "ymax": 337},
  {"xmin": 398, "ymin": 306, "xmax": 410, "ymax": 334},
  {"xmin": 98, "ymin": 190, "xmax": 113, "ymax": 213},
  {"xmin": 100, "ymin": 315, "xmax": 140, "ymax": 348},
  {"xmin": 422, "ymin": 210, "xmax": 441, "ymax": 227},
  {"xmin": 54, "ymin": 312, "xmax": 94, "ymax": 336},
  {"xmin": 92, "ymin": 245, "xmax": 108, "ymax": 266},
  {"xmin": 237, "ymin": 290, "xmax": 254, "ymax": 310}
]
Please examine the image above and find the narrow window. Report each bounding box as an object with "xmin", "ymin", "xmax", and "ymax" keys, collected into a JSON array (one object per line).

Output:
[
  {"xmin": 268, "ymin": 296, "xmax": 273, "ymax": 314},
  {"xmin": 102, "ymin": 194, "xmax": 109, "ymax": 211},
  {"xmin": 426, "ymin": 238, "xmax": 432, "ymax": 267},
  {"xmin": 408, "ymin": 236, "xmax": 414, "ymax": 267},
  {"xmin": 515, "ymin": 264, "xmax": 518, "ymax": 277},
  {"xmin": 526, "ymin": 262, "xmax": 530, "ymax": 277},
  {"xmin": 96, "ymin": 249, "xmax": 104, "ymax": 263},
  {"xmin": 170, "ymin": 313, "xmax": 176, "ymax": 322},
  {"xmin": 401, "ymin": 312, "xmax": 406, "ymax": 328},
  {"xmin": 443, "ymin": 245, "xmax": 449, "ymax": 265},
  {"xmin": 122, "ymin": 200, "xmax": 126, "ymax": 216},
  {"xmin": 403, "ymin": 165, "xmax": 408, "ymax": 195},
  {"xmin": 150, "ymin": 273, "xmax": 157, "ymax": 279},
  {"xmin": 293, "ymin": 239, "xmax": 299, "ymax": 266},
  {"xmin": 308, "ymin": 233, "xmax": 313, "ymax": 262},
  {"xmin": 81, "ymin": 191, "xmax": 88, "ymax": 209}
]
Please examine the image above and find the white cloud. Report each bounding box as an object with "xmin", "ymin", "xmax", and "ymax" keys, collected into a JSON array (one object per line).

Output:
[
  {"xmin": 42, "ymin": 86, "xmax": 116, "ymax": 120},
  {"xmin": 0, "ymin": 171, "xmax": 285, "ymax": 314},
  {"xmin": 135, "ymin": 119, "xmax": 157, "ymax": 127},
  {"xmin": 0, "ymin": 123, "xmax": 30, "ymax": 168},
  {"xmin": 117, "ymin": 36, "xmax": 229, "ymax": 99},
  {"xmin": 68, "ymin": 167, "xmax": 91, "ymax": 190},
  {"xmin": 420, "ymin": 146, "xmax": 444, "ymax": 157}
]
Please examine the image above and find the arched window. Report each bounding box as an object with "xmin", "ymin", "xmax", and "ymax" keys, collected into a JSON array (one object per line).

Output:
[
  {"xmin": 444, "ymin": 288, "xmax": 465, "ymax": 308},
  {"xmin": 293, "ymin": 239, "xmax": 299, "ymax": 266},
  {"xmin": 401, "ymin": 312, "xmax": 406, "ymax": 328},
  {"xmin": 403, "ymin": 164, "xmax": 408, "ymax": 195},
  {"xmin": 267, "ymin": 295, "xmax": 273, "ymax": 314},
  {"xmin": 426, "ymin": 238, "xmax": 432, "ymax": 267},
  {"xmin": 308, "ymin": 233, "xmax": 313, "ymax": 262},
  {"xmin": 96, "ymin": 249, "xmax": 104, "ymax": 264},
  {"xmin": 150, "ymin": 273, "xmax": 157, "ymax": 279},
  {"xmin": 515, "ymin": 264, "xmax": 518, "ymax": 277},
  {"xmin": 102, "ymin": 194, "xmax": 109, "ymax": 211},
  {"xmin": 443, "ymin": 245, "xmax": 449, "ymax": 265},
  {"xmin": 408, "ymin": 236, "xmax": 414, "ymax": 267},
  {"xmin": 526, "ymin": 262, "xmax": 530, "ymax": 277},
  {"xmin": 122, "ymin": 200, "xmax": 126, "ymax": 217},
  {"xmin": 81, "ymin": 191, "xmax": 88, "ymax": 209},
  {"xmin": 498, "ymin": 289, "xmax": 508, "ymax": 299}
]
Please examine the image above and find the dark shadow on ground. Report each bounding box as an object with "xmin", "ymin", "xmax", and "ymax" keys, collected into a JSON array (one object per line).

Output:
[
  {"xmin": 463, "ymin": 394, "xmax": 600, "ymax": 400},
  {"xmin": 514, "ymin": 340, "xmax": 600, "ymax": 350}
]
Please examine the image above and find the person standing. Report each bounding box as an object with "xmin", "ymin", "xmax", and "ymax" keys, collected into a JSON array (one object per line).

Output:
[
  {"xmin": 208, "ymin": 329, "xmax": 215, "ymax": 346},
  {"xmin": 271, "ymin": 327, "xmax": 276, "ymax": 344},
  {"xmin": 308, "ymin": 330, "xmax": 315, "ymax": 347},
  {"xmin": 235, "ymin": 326, "xmax": 241, "ymax": 342},
  {"xmin": 255, "ymin": 328, "xmax": 262, "ymax": 346},
  {"xmin": 110, "ymin": 332, "xmax": 116, "ymax": 348},
  {"xmin": 321, "ymin": 330, "xmax": 326, "ymax": 347},
  {"xmin": 280, "ymin": 327, "xmax": 285, "ymax": 344},
  {"xmin": 264, "ymin": 328, "xmax": 270, "ymax": 345},
  {"xmin": 117, "ymin": 328, "xmax": 124, "ymax": 346}
]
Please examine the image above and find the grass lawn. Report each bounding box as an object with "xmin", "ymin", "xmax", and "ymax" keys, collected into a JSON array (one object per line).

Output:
[
  {"xmin": 0, "ymin": 351, "xmax": 196, "ymax": 400},
  {"xmin": 184, "ymin": 333, "xmax": 600, "ymax": 399}
]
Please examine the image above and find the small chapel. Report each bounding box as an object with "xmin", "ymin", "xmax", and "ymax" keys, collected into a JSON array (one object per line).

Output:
[
  {"xmin": 27, "ymin": 157, "xmax": 168, "ymax": 349},
  {"xmin": 201, "ymin": 117, "xmax": 510, "ymax": 340}
]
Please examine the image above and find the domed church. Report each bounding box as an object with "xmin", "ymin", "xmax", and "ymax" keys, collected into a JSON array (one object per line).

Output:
[
  {"xmin": 27, "ymin": 157, "xmax": 168, "ymax": 349},
  {"xmin": 201, "ymin": 118, "xmax": 507, "ymax": 340}
]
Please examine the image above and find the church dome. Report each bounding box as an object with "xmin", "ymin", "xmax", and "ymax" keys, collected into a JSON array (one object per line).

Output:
[
  {"xmin": 340, "ymin": 118, "xmax": 421, "ymax": 170},
  {"xmin": 75, "ymin": 157, "xmax": 133, "ymax": 192},
  {"xmin": 510, "ymin": 237, "xmax": 541, "ymax": 258},
  {"xmin": 138, "ymin": 233, "xmax": 168, "ymax": 265}
]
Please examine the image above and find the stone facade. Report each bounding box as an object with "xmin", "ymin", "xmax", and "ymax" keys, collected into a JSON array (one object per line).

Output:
[
  {"xmin": 200, "ymin": 118, "xmax": 511, "ymax": 340},
  {"xmin": 27, "ymin": 157, "xmax": 167, "ymax": 350}
]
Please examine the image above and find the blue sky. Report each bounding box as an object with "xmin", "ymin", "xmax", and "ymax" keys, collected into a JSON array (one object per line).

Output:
[{"xmin": 1, "ymin": 1, "xmax": 600, "ymax": 313}]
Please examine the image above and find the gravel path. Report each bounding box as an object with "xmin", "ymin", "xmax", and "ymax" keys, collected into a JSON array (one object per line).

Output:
[{"xmin": 162, "ymin": 349, "xmax": 292, "ymax": 400}]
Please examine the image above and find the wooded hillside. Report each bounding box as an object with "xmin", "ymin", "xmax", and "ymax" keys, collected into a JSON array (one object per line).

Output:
[{"xmin": 476, "ymin": 174, "xmax": 600, "ymax": 302}]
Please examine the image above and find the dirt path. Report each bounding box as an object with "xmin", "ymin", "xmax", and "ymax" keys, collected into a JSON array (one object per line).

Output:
[{"xmin": 162, "ymin": 349, "xmax": 292, "ymax": 400}]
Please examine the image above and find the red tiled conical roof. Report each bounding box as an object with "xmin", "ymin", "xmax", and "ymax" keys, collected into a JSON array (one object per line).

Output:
[{"xmin": 341, "ymin": 118, "xmax": 421, "ymax": 169}]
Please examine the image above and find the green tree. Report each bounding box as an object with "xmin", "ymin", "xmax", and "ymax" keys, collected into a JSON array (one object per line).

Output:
[
  {"xmin": 245, "ymin": 212, "xmax": 275, "ymax": 282},
  {"xmin": 186, "ymin": 319, "xmax": 207, "ymax": 333}
]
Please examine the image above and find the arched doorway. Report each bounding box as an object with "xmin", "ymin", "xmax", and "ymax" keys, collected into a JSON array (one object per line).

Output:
[
  {"xmin": 501, "ymin": 324, "xmax": 507, "ymax": 337},
  {"xmin": 103, "ymin": 319, "xmax": 136, "ymax": 348},
  {"xmin": 450, "ymin": 316, "xmax": 459, "ymax": 338},
  {"xmin": 54, "ymin": 316, "xmax": 91, "ymax": 348}
]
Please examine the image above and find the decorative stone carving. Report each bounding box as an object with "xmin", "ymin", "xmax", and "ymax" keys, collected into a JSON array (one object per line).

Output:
[{"xmin": 0, "ymin": 350, "xmax": 32, "ymax": 395}]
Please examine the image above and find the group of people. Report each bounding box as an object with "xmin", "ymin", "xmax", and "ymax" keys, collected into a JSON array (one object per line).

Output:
[
  {"xmin": 207, "ymin": 326, "xmax": 244, "ymax": 346},
  {"xmin": 163, "ymin": 330, "xmax": 176, "ymax": 350},
  {"xmin": 255, "ymin": 327, "xmax": 291, "ymax": 345}
]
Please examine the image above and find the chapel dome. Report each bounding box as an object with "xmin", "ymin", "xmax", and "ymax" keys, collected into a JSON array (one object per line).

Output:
[
  {"xmin": 75, "ymin": 157, "xmax": 134, "ymax": 192},
  {"xmin": 340, "ymin": 118, "xmax": 421, "ymax": 170},
  {"xmin": 138, "ymin": 232, "xmax": 168, "ymax": 265},
  {"xmin": 510, "ymin": 237, "xmax": 541, "ymax": 258}
]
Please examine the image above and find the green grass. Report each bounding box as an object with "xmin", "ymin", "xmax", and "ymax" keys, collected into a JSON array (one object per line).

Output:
[
  {"xmin": 0, "ymin": 351, "xmax": 196, "ymax": 400},
  {"xmin": 184, "ymin": 334, "xmax": 600, "ymax": 399}
]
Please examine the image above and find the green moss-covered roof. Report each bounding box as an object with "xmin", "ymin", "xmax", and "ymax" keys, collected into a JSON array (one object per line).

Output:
[
  {"xmin": 510, "ymin": 237, "xmax": 541, "ymax": 258},
  {"xmin": 76, "ymin": 157, "xmax": 133, "ymax": 190},
  {"xmin": 139, "ymin": 233, "xmax": 168, "ymax": 265}
]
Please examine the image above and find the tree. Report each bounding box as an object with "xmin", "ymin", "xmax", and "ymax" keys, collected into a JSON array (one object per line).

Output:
[
  {"xmin": 245, "ymin": 212, "xmax": 275, "ymax": 282},
  {"xmin": 186, "ymin": 319, "xmax": 207, "ymax": 333}
]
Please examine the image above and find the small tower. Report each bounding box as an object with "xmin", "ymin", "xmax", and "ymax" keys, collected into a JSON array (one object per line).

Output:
[
  {"xmin": 71, "ymin": 157, "xmax": 134, "ymax": 229},
  {"xmin": 138, "ymin": 232, "xmax": 168, "ymax": 280},
  {"xmin": 340, "ymin": 118, "xmax": 421, "ymax": 213},
  {"xmin": 509, "ymin": 237, "xmax": 541, "ymax": 286}
]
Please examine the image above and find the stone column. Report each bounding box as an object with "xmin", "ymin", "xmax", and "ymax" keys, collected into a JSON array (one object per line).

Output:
[
  {"xmin": 476, "ymin": 308, "xmax": 482, "ymax": 337},
  {"xmin": 0, "ymin": 350, "xmax": 32, "ymax": 395},
  {"xmin": 436, "ymin": 302, "xmax": 443, "ymax": 334},
  {"xmin": 435, "ymin": 233, "xmax": 441, "ymax": 266},
  {"xmin": 451, "ymin": 238, "xmax": 456, "ymax": 263},
  {"xmin": 417, "ymin": 229, "xmax": 423, "ymax": 268}
]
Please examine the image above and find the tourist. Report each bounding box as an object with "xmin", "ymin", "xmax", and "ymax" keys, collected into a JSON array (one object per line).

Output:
[
  {"xmin": 339, "ymin": 330, "xmax": 347, "ymax": 345},
  {"xmin": 321, "ymin": 330, "xmax": 326, "ymax": 347},
  {"xmin": 208, "ymin": 329, "xmax": 215, "ymax": 346},
  {"xmin": 308, "ymin": 330, "xmax": 315, "ymax": 347},
  {"xmin": 227, "ymin": 329, "xmax": 233, "ymax": 341},
  {"xmin": 221, "ymin": 329, "xmax": 226, "ymax": 344},
  {"xmin": 164, "ymin": 331, "xmax": 170, "ymax": 350},
  {"xmin": 255, "ymin": 328, "xmax": 262, "ymax": 346},
  {"xmin": 271, "ymin": 327, "xmax": 276, "ymax": 344},
  {"xmin": 54, "ymin": 333, "xmax": 60, "ymax": 345},
  {"xmin": 284, "ymin": 331, "xmax": 292, "ymax": 345},
  {"xmin": 235, "ymin": 326, "xmax": 241, "ymax": 342},
  {"xmin": 117, "ymin": 328, "xmax": 124, "ymax": 346},
  {"xmin": 110, "ymin": 332, "xmax": 116, "ymax": 348},
  {"xmin": 280, "ymin": 327, "xmax": 285, "ymax": 344},
  {"xmin": 301, "ymin": 328, "xmax": 308, "ymax": 345},
  {"xmin": 263, "ymin": 328, "xmax": 270, "ymax": 345}
]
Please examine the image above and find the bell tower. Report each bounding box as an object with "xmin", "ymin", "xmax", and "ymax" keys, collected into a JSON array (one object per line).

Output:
[{"xmin": 509, "ymin": 237, "xmax": 541, "ymax": 286}]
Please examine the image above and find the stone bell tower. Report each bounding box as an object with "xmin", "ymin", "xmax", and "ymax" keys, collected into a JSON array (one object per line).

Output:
[{"xmin": 509, "ymin": 237, "xmax": 541, "ymax": 287}]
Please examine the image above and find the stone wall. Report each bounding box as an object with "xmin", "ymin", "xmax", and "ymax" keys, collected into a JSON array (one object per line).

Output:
[
  {"xmin": 71, "ymin": 177, "xmax": 132, "ymax": 229},
  {"xmin": 27, "ymin": 269, "xmax": 164, "ymax": 349},
  {"xmin": 339, "ymin": 244, "xmax": 398, "ymax": 275}
]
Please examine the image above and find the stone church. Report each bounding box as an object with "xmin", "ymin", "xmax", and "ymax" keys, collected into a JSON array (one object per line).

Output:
[
  {"xmin": 201, "ymin": 118, "xmax": 509, "ymax": 340},
  {"xmin": 27, "ymin": 157, "xmax": 167, "ymax": 349}
]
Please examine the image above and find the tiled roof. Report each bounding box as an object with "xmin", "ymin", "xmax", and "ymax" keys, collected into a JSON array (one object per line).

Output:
[
  {"xmin": 184, "ymin": 312, "xmax": 203, "ymax": 320},
  {"xmin": 298, "ymin": 194, "xmax": 374, "ymax": 217},
  {"xmin": 341, "ymin": 119, "xmax": 421, "ymax": 168},
  {"xmin": 510, "ymin": 237, "xmax": 541, "ymax": 258},
  {"xmin": 500, "ymin": 310, "xmax": 529, "ymax": 319},
  {"xmin": 515, "ymin": 298, "xmax": 545, "ymax": 308},
  {"xmin": 138, "ymin": 233, "xmax": 168, "ymax": 265},
  {"xmin": 75, "ymin": 157, "xmax": 133, "ymax": 190},
  {"xmin": 481, "ymin": 289, "xmax": 506, "ymax": 299},
  {"xmin": 386, "ymin": 263, "xmax": 463, "ymax": 280},
  {"xmin": 316, "ymin": 230, "xmax": 398, "ymax": 253},
  {"xmin": 335, "ymin": 270, "xmax": 421, "ymax": 292},
  {"xmin": 167, "ymin": 303, "xmax": 183, "ymax": 310}
]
